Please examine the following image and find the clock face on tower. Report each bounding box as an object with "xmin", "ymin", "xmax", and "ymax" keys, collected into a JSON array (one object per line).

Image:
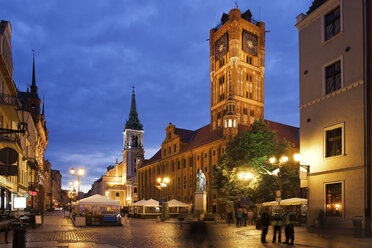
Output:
[
  {"xmin": 215, "ymin": 32, "xmax": 228, "ymax": 61},
  {"xmin": 242, "ymin": 29, "xmax": 258, "ymax": 56}
]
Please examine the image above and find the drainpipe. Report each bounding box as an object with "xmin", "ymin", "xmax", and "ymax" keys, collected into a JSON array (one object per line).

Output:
[{"xmin": 363, "ymin": 0, "xmax": 371, "ymax": 236}]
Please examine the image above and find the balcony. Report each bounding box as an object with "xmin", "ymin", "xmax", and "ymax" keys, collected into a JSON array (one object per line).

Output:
[
  {"xmin": 0, "ymin": 93, "xmax": 17, "ymax": 107},
  {"xmin": 0, "ymin": 133, "xmax": 21, "ymax": 154}
]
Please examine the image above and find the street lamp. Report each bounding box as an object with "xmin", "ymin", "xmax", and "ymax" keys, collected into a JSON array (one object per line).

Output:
[
  {"xmin": 156, "ymin": 177, "xmax": 170, "ymax": 189},
  {"xmin": 237, "ymin": 172, "xmax": 254, "ymax": 181},
  {"xmin": 269, "ymin": 155, "xmax": 290, "ymax": 203},
  {"xmin": 70, "ymin": 167, "xmax": 85, "ymax": 197}
]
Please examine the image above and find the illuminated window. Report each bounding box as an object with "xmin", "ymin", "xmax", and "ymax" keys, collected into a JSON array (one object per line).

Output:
[
  {"xmin": 325, "ymin": 182, "xmax": 342, "ymax": 217},
  {"xmin": 325, "ymin": 123, "xmax": 343, "ymax": 158},
  {"xmin": 325, "ymin": 7, "xmax": 340, "ymax": 41}
]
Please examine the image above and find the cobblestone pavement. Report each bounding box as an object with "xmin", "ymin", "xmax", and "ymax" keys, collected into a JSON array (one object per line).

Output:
[{"xmin": 0, "ymin": 211, "xmax": 371, "ymax": 247}]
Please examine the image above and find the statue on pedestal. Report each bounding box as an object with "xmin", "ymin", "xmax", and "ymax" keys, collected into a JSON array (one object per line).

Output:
[{"xmin": 196, "ymin": 169, "xmax": 206, "ymax": 192}]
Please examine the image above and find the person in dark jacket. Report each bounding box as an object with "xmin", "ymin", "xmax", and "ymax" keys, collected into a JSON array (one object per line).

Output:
[
  {"xmin": 261, "ymin": 207, "xmax": 271, "ymax": 243},
  {"xmin": 272, "ymin": 213, "xmax": 284, "ymax": 243},
  {"xmin": 284, "ymin": 209, "xmax": 296, "ymax": 245}
]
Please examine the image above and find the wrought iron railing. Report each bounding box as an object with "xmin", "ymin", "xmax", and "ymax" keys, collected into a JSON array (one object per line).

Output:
[{"xmin": 0, "ymin": 93, "xmax": 17, "ymax": 106}]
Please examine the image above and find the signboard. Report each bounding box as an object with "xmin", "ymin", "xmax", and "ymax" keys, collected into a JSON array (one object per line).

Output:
[
  {"xmin": 14, "ymin": 197, "xmax": 26, "ymax": 209},
  {"xmin": 35, "ymin": 215, "xmax": 42, "ymax": 225},
  {"xmin": 0, "ymin": 147, "xmax": 18, "ymax": 165}
]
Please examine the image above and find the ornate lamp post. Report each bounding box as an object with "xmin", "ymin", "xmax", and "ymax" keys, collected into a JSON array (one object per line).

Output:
[
  {"xmin": 70, "ymin": 168, "xmax": 85, "ymax": 199},
  {"xmin": 155, "ymin": 177, "xmax": 170, "ymax": 221}
]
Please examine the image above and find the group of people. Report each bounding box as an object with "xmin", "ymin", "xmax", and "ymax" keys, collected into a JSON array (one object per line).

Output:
[
  {"xmin": 261, "ymin": 207, "xmax": 296, "ymax": 245},
  {"xmin": 227, "ymin": 208, "xmax": 255, "ymax": 226}
]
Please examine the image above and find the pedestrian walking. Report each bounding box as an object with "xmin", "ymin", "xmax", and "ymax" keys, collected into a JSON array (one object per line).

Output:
[
  {"xmin": 261, "ymin": 207, "xmax": 271, "ymax": 243},
  {"xmin": 318, "ymin": 209, "xmax": 326, "ymax": 238},
  {"xmin": 283, "ymin": 208, "xmax": 296, "ymax": 245},
  {"xmin": 272, "ymin": 213, "xmax": 283, "ymax": 243},
  {"xmin": 247, "ymin": 208, "xmax": 254, "ymax": 225},
  {"xmin": 227, "ymin": 211, "xmax": 234, "ymax": 226},
  {"xmin": 236, "ymin": 208, "xmax": 243, "ymax": 227},
  {"xmin": 242, "ymin": 209, "xmax": 248, "ymax": 226}
]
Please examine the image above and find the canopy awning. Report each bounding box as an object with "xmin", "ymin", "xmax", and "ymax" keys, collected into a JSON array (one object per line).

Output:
[
  {"xmin": 76, "ymin": 194, "xmax": 120, "ymax": 206},
  {"xmin": 143, "ymin": 199, "xmax": 159, "ymax": 207},
  {"xmin": 262, "ymin": 198, "xmax": 308, "ymax": 206},
  {"xmin": 130, "ymin": 199, "xmax": 147, "ymax": 206},
  {"xmin": 167, "ymin": 199, "xmax": 190, "ymax": 207}
]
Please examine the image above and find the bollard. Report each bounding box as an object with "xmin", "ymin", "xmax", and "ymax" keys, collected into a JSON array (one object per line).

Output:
[{"xmin": 12, "ymin": 223, "xmax": 26, "ymax": 248}]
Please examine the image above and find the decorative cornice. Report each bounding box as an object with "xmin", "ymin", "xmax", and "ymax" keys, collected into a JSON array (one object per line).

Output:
[{"xmin": 299, "ymin": 80, "xmax": 363, "ymax": 110}]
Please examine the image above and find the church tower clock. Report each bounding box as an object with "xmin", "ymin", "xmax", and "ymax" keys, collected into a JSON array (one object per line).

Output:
[
  {"xmin": 210, "ymin": 8, "xmax": 265, "ymax": 137},
  {"xmin": 123, "ymin": 88, "xmax": 144, "ymax": 179}
]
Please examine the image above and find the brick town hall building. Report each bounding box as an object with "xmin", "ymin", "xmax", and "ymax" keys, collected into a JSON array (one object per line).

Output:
[{"xmin": 136, "ymin": 8, "xmax": 299, "ymax": 214}]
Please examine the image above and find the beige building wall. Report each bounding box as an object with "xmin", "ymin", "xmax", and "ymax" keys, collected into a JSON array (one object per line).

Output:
[{"xmin": 297, "ymin": 0, "xmax": 365, "ymax": 227}]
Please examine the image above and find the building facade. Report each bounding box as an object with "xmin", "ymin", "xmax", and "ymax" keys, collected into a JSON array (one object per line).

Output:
[
  {"xmin": 87, "ymin": 90, "xmax": 141, "ymax": 206},
  {"xmin": 296, "ymin": 0, "xmax": 372, "ymax": 230},
  {"xmin": 0, "ymin": 20, "xmax": 50, "ymax": 212},
  {"xmin": 137, "ymin": 8, "xmax": 299, "ymax": 214}
]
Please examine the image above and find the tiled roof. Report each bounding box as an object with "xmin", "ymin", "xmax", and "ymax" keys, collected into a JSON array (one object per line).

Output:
[
  {"xmin": 307, "ymin": 0, "xmax": 327, "ymax": 15},
  {"xmin": 266, "ymin": 120, "xmax": 299, "ymax": 148},
  {"xmin": 143, "ymin": 120, "xmax": 299, "ymax": 167},
  {"xmin": 174, "ymin": 128, "xmax": 194, "ymax": 143}
]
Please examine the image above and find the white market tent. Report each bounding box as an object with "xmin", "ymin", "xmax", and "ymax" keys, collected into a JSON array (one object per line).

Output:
[
  {"xmin": 262, "ymin": 198, "xmax": 307, "ymax": 206},
  {"xmin": 143, "ymin": 199, "xmax": 159, "ymax": 207},
  {"xmin": 77, "ymin": 194, "xmax": 120, "ymax": 206},
  {"xmin": 167, "ymin": 199, "xmax": 189, "ymax": 207},
  {"xmin": 130, "ymin": 199, "xmax": 147, "ymax": 206}
]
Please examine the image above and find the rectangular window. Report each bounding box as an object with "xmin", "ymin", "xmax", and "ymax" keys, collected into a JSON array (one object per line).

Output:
[
  {"xmin": 163, "ymin": 149, "xmax": 166, "ymax": 156},
  {"xmin": 217, "ymin": 112, "xmax": 221, "ymax": 119},
  {"xmin": 183, "ymin": 176, "xmax": 186, "ymax": 189},
  {"xmin": 172, "ymin": 161, "xmax": 174, "ymax": 171},
  {"xmin": 325, "ymin": 183, "xmax": 342, "ymax": 217},
  {"xmin": 204, "ymin": 153, "xmax": 207, "ymax": 158},
  {"xmin": 134, "ymin": 187, "xmax": 137, "ymax": 193},
  {"xmin": 116, "ymin": 192, "xmax": 120, "ymax": 197},
  {"xmin": 168, "ymin": 132, "xmax": 171, "ymax": 139},
  {"xmin": 205, "ymin": 166, "xmax": 208, "ymax": 172},
  {"xmin": 189, "ymin": 157, "xmax": 193, "ymax": 167},
  {"xmin": 213, "ymin": 150, "xmax": 216, "ymax": 156},
  {"xmin": 250, "ymin": 109, "xmax": 255, "ymax": 117},
  {"xmin": 177, "ymin": 161, "xmax": 180, "ymax": 170},
  {"xmin": 183, "ymin": 159, "xmax": 186, "ymax": 168},
  {"xmin": 168, "ymin": 147, "xmax": 171, "ymax": 154},
  {"xmin": 189, "ymin": 175, "xmax": 193, "ymax": 188},
  {"xmin": 197, "ymin": 155, "xmax": 200, "ymax": 161},
  {"xmin": 325, "ymin": 126, "xmax": 342, "ymax": 157},
  {"xmin": 325, "ymin": 61, "xmax": 341, "ymax": 94},
  {"xmin": 325, "ymin": 7, "xmax": 340, "ymax": 41},
  {"xmin": 174, "ymin": 144, "xmax": 177, "ymax": 153}
]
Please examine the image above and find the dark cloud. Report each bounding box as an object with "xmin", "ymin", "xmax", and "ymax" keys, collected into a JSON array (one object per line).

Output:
[{"xmin": 1, "ymin": 0, "xmax": 313, "ymax": 192}]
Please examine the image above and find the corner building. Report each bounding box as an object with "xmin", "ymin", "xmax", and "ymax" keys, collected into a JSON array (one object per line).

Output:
[
  {"xmin": 137, "ymin": 8, "xmax": 299, "ymax": 213},
  {"xmin": 296, "ymin": 0, "xmax": 372, "ymax": 231}
]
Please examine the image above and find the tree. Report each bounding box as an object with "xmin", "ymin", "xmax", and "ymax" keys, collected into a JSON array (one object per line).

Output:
[{"xmin": 213, "ymin": 119, "xmax": 299, "ymax": 204}]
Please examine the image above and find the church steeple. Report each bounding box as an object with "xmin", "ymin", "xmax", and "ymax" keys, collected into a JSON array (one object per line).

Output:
[
  {"xmin": 30, "ymin": 50, "xmax": 38, "ymax": 94},
  {"xmin": 124, "ymin": 87, "xmax": 143, "ymax": 131}
]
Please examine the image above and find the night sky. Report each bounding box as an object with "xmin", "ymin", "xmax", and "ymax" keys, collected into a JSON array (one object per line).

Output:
[{"xmin": 2, "ymin": 0, "xmax": 313, "ymax": 192}]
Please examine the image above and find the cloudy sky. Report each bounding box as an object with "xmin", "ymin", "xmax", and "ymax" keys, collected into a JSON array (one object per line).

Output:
[{"xmin": 2, "ymin": 0, "xmax": 313, "ymax": 192}]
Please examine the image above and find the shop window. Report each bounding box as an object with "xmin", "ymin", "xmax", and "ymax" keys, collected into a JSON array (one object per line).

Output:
[{"xmin": 325, "ymin": 182, "xmax": 342, "ymax": 217}]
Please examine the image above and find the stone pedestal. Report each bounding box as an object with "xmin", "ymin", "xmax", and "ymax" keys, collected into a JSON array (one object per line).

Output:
[{"xmin": 194, "ymin": 190, "xmax": 207, "ymax": 215}]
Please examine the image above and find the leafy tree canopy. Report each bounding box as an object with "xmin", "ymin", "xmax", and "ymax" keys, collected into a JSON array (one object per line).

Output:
[{"xmin": 213, "ymin": 119, "xmax": 299, "ymax": 204}]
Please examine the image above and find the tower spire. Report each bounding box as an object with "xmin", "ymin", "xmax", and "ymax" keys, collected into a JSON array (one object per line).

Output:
[
  {"xmin": 30, "ymin": 50, "xmax": 38, "ymax": 94},
  {"xmin": 124, "ymin": 87, "xmax": 143, "ymax": 130}
]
